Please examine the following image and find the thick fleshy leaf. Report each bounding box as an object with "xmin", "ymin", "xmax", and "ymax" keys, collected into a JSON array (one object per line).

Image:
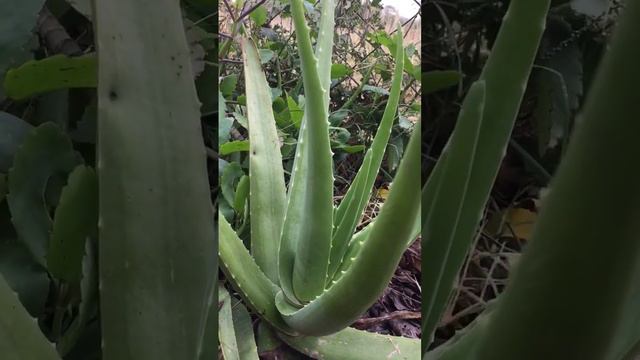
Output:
[
  {"xmin": 329, "ymin": 24, "xmax": 404, "ymax": 282},
  {"xmin": 279, "ymin": 0, "xmax": 336, "ymax": 305},
  {"xmin": 475, "ymin": 3, "xmax": 640, "ymax": 359},
  {"xmin": 276, "ymin": 122, "xmax": 420, "ymax": 336},
  {"xmin": 218, "ymin": 285, "xmax": 259, "ymax": 360},
  {"xmin": 95, "ymin": 0, "xmax": 217, "ymax": 357},
  {"xmin": 7, "ymin": 123, "xmax": 82, "ymax": 266},
  {"xmin": 47, "ymin": 165, "xmax": 98, "ymax": 283},
  {"xmin": 3, "ymin": 54, "xmax": 97, "ymax": 100},
  {"xmin": 422, "ymin": 0, "xmax": 551, "ymax": 351},
  {"xmin": 279, "ymin": 326, "xmax": 419, "ymax": 360},
  {"xmin": 424, "ymin": 70, "xmax": 461, "ymax": 95},
  {"xmin": 241, "ymin": 37, "xmax": 287, "ymax": 284},
  {"xmin": 422, "ymin": 81, "xmax": 485, "ymax": 341},
  {"xmin": 56, "ymin": 237, "xmax": 99, "ymax": 357},
  {"xmin": 280, "ymin": 0, "xmax": 335, "ymax": 302},
  {"xmin": 219, "ymin": 216, "xmax": 294, "ymax": 334}
]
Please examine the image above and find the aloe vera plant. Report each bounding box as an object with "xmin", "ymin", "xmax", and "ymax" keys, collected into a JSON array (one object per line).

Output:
[
  {"xmin": 219, "ymin": 0, "xmax": 420, "ymax": 358},
  {"xmin": 424, "ymin": 0, "xmax": 640, "ymax": 359}
]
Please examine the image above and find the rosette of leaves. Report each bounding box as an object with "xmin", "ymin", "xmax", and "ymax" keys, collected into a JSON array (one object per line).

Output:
[{"xmin": 218, "ymin": 0, "xmax": 420, "ymax": 359}]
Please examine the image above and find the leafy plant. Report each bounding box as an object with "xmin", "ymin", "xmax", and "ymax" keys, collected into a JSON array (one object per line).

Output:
[
  {"xmin": 218, "ymin": 0, "xmax": 420, "ymax": 358},
  {"xmin": 424, "ymin": 0, "xmax": 640, "ymax": 359}
]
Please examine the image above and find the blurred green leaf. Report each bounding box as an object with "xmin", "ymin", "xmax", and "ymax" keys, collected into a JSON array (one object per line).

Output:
[
  {"xmin": 0, "ymin": 209, "xmax": 49, "ymax": 317},
  {"xmin": 219, "ymin": 92, "xmax": 233, "ymax": 144},
  {"xmin": 7, "ymin": 123, "xmax": 82, "ymax": 266},
  {"xmin": 387, "ymin": 136, "xmax": 403, "ymax": 172},
  {"xmin": 0, "ymin": 0, "xmax": 44, "ymax": 86},
  {"xmin": 250, "ymin": 5, "xmax": 268, "ymax": 27},
  {"xmin": 4, "ymin": 54, "xmax": 97, "ymax": 100},
  {"xmin": 336, "ymin": 144, "xmax": 365, "ymax": 153},
  {"xmin": 329, "ymin": 109, "xmax": 349, "ymax": 126},
  {"xmin": 424, "ymin": 70, "xmax": 462, "ymax": 94},
  {"xmin": 47, "ymin": 165, "xmax": 98, "ymax": 283},
  {"xmin": 270, "ymin": 87, "xmax": 283, "ymax": 101},
  {"xmin": 221, "ymin": 74, "xmax": 239, "ymax": 98},
  {"xmin": 221, "ymin": 162, "xmax": 244, "ymax": 206},
  {"xmin": 330, "ymin": 63, "xmax": 351, "ymax": 79},
  {"xmin": 0, "ymin": 111, "xmax": 32, "ymax": 172},
  {"xmin": 233, "ymin": 175, "xmax": 250, "ymax": 214},
  {"xmin": 218, "ymin": 285, "xmax": 260, "ymax": 360},
  {"xmin": 287, "ymin": 96, "xmax": 304, "ymax": 128},
  {"xmin": 220, "ymin": 140, "xmax": 250, "ymax": 155},
  {"xmin": 259, "ymin": 49, "xmax": 275, "ymax": 64},
  {"xmin": 533, "ymin": 18, "xmax": 583, "ymax": 155},
  {"xmin": 197, "ymin": 64, "xmax": 216, "ymax": 116}
]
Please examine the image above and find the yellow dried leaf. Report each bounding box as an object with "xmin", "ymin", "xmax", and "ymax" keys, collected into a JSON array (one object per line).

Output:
[
  {"xmin": 487, "ymin": 207, "xmax": 538, "ymax": 241},
  {"xmin": 376, "ymin": 187, "xmax": 390, "ymax": 200}
]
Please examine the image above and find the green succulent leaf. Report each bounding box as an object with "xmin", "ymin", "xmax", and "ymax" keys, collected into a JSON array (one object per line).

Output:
[
  {"xmin": 279, "ymin": 325, "xmax": 420, "ymax": 360},
  {"xmin": 219, "ymin": 285, "xmax": 260, "ymax": 360},
  {"xmin": 279, "ymin": 0, "xmax": 335, "ymax": 303},
  {"xmin": 47, "ymin": 165, "xmax": 98, "ymax": 283},
  {"xmin": 277, "ymin": 121, "xmax": 420, "ymax": 336},
  {"xmin": 95, "ymin": 0, "xmax": 216, "ymax": 357},
  {"xmin": 475, "ymin": 3, "xmax": 640, "ymax": 359},
  {"xmin": 220, "ymin": 140, "xmax": 250, "ymax": 155},
  {"xmin": 7, "ymin": 123, "xmax": 82, "ymax": 266},
  {"xmin": 422, "ymin": 81, "xmax": 485, "ymax": 341},
  {"xmin": 423, "ymin": 70, "xmax": 461, "ymax": 95},
  {"xmin": 422, "ymin": 0, "xmax": 551, "ymax": 351},
  {"xmin": 329, "ymin": 24, "xmax": 404, "ymax": 283},
  {"xmin": 219, "ymin": 216, "xmax": 294, "ymax": 334},
  {"xmin": 241, "ymin": 37, "xmax": 287, "ymax": 284},
  {"xmin": 56, "ymin": 237, "xmax": 99, "ymax": 356},
  {"xmin": 233, "ymin": 175, "xmax": 250, "ymax": 214},
  {"xmin": 3, "ymin": 54, "xmax": 97, "ymax": 100},
  {"xmin": 277, "ymin": 0, "xmax": 334, "ymax": 302}
]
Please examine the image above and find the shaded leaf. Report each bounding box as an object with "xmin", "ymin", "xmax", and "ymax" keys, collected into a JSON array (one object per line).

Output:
[
  {"xmin": 219, "ymin": 92, "xmax": 233, "ymax": 144},
  {"xmin": 363, "ymin": 85, "xmax": 389, "ymax": 95},
  {"xmin": 233, "ymin": 175, "xmax": 250, "ymax": 214},
  {"xmin": 47, "ymin": 165, "xmax": 98, "ymax": 283},
  {"xmin": 287, "ymin": 96, "xmax": 304, "ymax": 128},
  {"xmin": 0, "ymin": 111, "xmax": 32, "ymax": 172},
  {"xmin": 0, "ymin": 0, "xmax": 45, "ymax": 85},
  {"xmin": 0, "ymin": 207, "xmax": 49, "ymax": 316},
  {"xmin": 424, "ymin": 70, "xmax": 462, "ymax": 94},
  {"xmin": 259, "ymin": 49, "xmax": 275, "ymax": 64},
  {"xmin": 221, "ymin": 162, "xmax": 244, "ymax": 206},
  {"xmin": 336, "ymin": 144, "xmax": 365, "ymax": 153},
  {"xmin": 7, "ymin": 123, "xmax": 82, "ymax": 266},
  {"xmin": 221, "ymin": 74, "xmax": 239, "ymax": 98}
]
